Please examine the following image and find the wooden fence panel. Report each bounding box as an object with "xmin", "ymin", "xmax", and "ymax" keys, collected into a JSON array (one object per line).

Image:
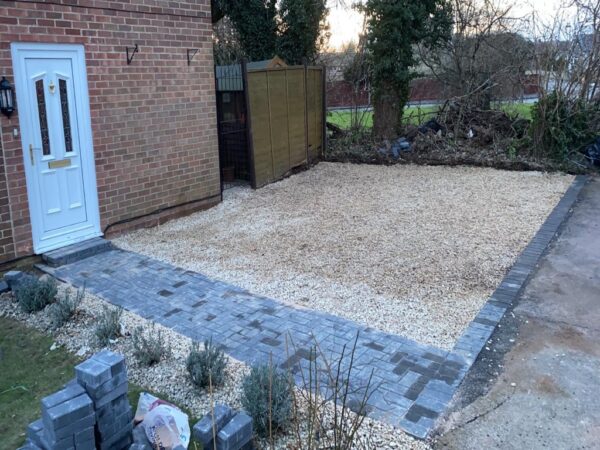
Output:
[
  {"xmin": 267, "ymin": 70, "xmax": 291, "ymax": 180},
  {"xmin": 286, "ymin": 68, "xmax": 307, "ymax": 167},
  {"xmin": 247, "ymin": 65, "xmax": 324, "ymax": 188},
  {"xmin": 247, "ymin": 71, "xmax": 273, "ymax": 187}
]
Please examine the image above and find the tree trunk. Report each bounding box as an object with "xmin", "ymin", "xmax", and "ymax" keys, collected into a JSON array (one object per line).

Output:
[{"xmin": 372, "ymin": 83, "xmax": 406, "ymax": 140}]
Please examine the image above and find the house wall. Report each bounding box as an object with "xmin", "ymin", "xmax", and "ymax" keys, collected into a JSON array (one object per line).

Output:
[
  {"xmin": 0, "ymin": 0, "xmax": 220, "ymax": 262},
  {"xmin": 0, "ymin": 137, "xmax": 15, "ymax": 260}
]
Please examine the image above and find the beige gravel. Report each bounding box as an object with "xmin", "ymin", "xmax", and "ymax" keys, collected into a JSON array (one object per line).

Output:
[
  {"xmin": 114, "ymin": 163, "xmax": 573, "ymax": 349},
  {"xmin": 0, "ymin": 285, "xmax": 429, "ymax": 450}
]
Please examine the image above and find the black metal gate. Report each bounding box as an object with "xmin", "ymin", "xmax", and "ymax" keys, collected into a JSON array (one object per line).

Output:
[{"xmin": 215, "ymin": 63, "xmax": 251, "ymax": 190}]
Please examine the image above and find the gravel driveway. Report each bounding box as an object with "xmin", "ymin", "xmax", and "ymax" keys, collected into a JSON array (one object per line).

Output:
[{"xmin": 114, "ymin": 163, "xmax": 573, "ymax": 349}]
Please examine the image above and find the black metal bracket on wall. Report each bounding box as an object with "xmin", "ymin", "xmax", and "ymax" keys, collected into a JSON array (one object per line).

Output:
[
  {"xmin": 187, "ymin": 49, "xmax": 199, "ymax": 65},
  {"xmin": 126, "ymin": 44, "xmax": 139, "ymax": 65}
]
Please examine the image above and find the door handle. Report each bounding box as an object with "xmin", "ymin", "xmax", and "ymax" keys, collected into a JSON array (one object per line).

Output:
[{"xmin": 29, "ymin": 144, "xmax": 35, "ymax": 166}]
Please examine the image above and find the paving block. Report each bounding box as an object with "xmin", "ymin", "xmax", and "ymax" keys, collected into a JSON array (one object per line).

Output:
[
  {"xmin": 42, "ymin": 237, "xmax": 113, "ymax": 267},
  {"xmin": 40, "ymin": 431, "xmax": 74, "ymax": 450},
  {"xmin": 96, "ymin": 394, "xmax": 130, "ymax": 423},
  {"xmin": 92, "ymin": 350, "xmax": 126, "ymax": 377},
  {"xmin": 95, "ymin": 382, "xmax": 129, "ymax": 409},
  {"xmin": 26, "ymin": 419, "xmax": 44, "ymax": 447},
  {"xmin": 63, "ymin": 378, "xmax": 81, "ymax": 389},
  {"xmin": 97, "ymin": 406, "xmax": 132, "ymax": 437},
  {"xmin": 75, "ymin": 358, "xmax": 113, "ymax": 389},
  {"xmin": 4, "ymin": 271, "xmax": 36, "ymax": 290},
  {"xmin": 41, "ymin": 384, "xmax": 87, "ymax": 413},
  {"xmin": 4, "ymin": 270, "xmax": 23, "ymax": 283},
  {"xmin": 75, "ymin": 440, "xmax": 96, "ymax": 450},
  {"xmin": 99, "ymin": 423, "xmax": 133, "ymax": 450},
  {"xmin": 193, "ymin": 404, "xmax": 234, "ymax": 447},
  {"xmin": 45, "ymin": 413, "xmax": 95, "ymax": 442},
  {"xmin": 87, "ymin": 370, "xmax": 127, "ymax": 399},
  {"xmin": 74, "ymin": 425, "xmax": 95, "ymax": 445},
  {"xmin": 42, "ymin": 393, "xmax": 94, "ymax": 431},
  {"xmin": 216, "ymin": 412, "xmax": 253, "ymax": 450},
  {"xmin": 17, "ymin": 440, "xmax": 42, "ymax": 450},
  {"xmin": 26, "ymin": 418, "xmax": 44, "ymax": 436},
  {"xmin": 132, "ymin": 424, "xmax": 152, "ymax": 447}
]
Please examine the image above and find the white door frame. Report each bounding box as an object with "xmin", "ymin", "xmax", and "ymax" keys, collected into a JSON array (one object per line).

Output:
[{"xmin": 11, "ymin": 43, "xmax": 102, "ymax": 254}]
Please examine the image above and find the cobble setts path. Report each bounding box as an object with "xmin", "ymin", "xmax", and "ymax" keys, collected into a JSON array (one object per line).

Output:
[{"xmin": 38, "ymin": 174, "xmax": 586, "ymax": 440}]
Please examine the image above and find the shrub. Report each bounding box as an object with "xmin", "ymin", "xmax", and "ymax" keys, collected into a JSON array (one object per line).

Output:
[
  {"xmin": 530, "ymin": 92, "xmax": 600, "ymax": 162},
  {"xmin": 47, "ymin": 287, "xmax": 84, "ymax": 329},
  {"xmin": 186, "ymin": 339, "xmax": 227, "ymax": 389},
  {"xmin": 241, "ymin": 364, "xmax": 292, "ymax": 438},
  {"xmin": 15, "ymin": 277, "xmax": 57, "ymax": 313},
  {"xmin": 132, "ymin": 324, "xmax": 171, "ymax": 366},
  {"xmin": 288, "ymin": 334, "xmax": 376, "ymax": 450},
  {"xmin": 94, "ymin": 305, "xmax": 123, "ymax": 346}
]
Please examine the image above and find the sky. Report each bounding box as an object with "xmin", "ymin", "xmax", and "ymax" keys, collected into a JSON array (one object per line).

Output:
[{"xmin": 327, "ymin": 0, "xmax": 574, "ymax": 50}]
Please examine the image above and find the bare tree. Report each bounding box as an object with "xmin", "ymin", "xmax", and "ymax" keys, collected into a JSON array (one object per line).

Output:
[
  {"xmin": 528, "ymin": 0, "xmax": 600, "ymax": 160},
  {"xmin": 418, "ymin": 0, "xmax": 530, "ymax": 110}
]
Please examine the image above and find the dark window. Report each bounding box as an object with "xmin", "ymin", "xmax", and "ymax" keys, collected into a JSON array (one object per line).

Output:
[
  {"xmin": 59, "ymin": 79, "xmax": 73, "ymax": 153},
  {"xmin": 35, "ymin": 79, "xmax": 50, "ymax": 155}
]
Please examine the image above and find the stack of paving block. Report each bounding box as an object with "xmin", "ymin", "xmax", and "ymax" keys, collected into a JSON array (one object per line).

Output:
[
  {"xmin": 3, "ymin": 270, "xmax": 37, "ymax": 291},
  {"xmin": 25, "ymin": 383, "xmax": 96, "ymax": 450},
  {"xmin": 193, "ymin": 404, "xmax": 254, "ymax": 450},
  {"xmin": 75, "ymin": 350, "xmax": 133, "ymax": 450}
]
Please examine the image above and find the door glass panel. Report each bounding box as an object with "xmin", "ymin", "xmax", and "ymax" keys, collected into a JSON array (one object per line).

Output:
[
  {"xmin": 35, "ymin": 79, "xmax": 50, "ymax": 156},
  {"xmin": 58, "ymin": 79, "xmax": 73, "ymax": 153}
]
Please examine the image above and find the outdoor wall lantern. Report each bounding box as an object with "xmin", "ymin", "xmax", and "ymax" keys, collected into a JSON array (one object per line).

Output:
[{"xmin": 0, "ymin": 76, "xmax": 15, "ymax": 118}]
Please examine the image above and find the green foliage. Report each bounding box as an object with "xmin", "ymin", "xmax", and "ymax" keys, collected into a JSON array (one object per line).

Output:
[
  {"xmin": 507, "ymin": 141, "xmax": 518, "ymax": 160},
  {"xmin": 278, "ymin": 0, "xmax": 328, "ymax": 65},
  {"xmin": 218, "ymin": 0, "xmax": 327, "ymax": 64},
  {"xmin": 47, "ymin": 287, "xmax": 84, "ymax": 330},
  {"xmin": 241, "ymin": 364, "xmax": 292, "ymax": 437},
  {"xmin": 530, "ymin": 92, "xmax": 600, "ymax": 161},
  {"xmin": 15, "ymin": 277, "xmax": 57, "ymax": 314},
  {"xmin": 360, "ymin": 0, "xmax": 452, "ymax": 138},
  {"xmin": 186, "ymin": 339, "xmax": 227, "ymax": 389},
  {"xmin": 132, "ymin": 324, "xmax": 171, "ymax": 367},
  {"xmin": 221, "ymin": 0, "xmax": 278, "ymax": 61},
  {"xmin": 94, "ymin": 305, "xmax": 123, "ymax": 346}
]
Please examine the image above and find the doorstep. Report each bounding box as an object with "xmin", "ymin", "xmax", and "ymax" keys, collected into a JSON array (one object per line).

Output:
[{"xmin": 42, "ymin": 238, "xmax": 113, "ymax": 268}]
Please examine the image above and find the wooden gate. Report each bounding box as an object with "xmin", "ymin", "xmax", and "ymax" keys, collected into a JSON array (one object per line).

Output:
[{"xmin": 246, "ymin": 66, "xmax": 325, "ymax": 188}]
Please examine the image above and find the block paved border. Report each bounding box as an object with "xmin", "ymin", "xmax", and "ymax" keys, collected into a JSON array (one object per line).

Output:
[
  {"xmin": 452, "ymin": 175, "xmax": 587, "ymax": 365},
  {"xmin": 37, "ymin": 175, "xmax": 587, "ymax": 440},
  {"xmin": 402, "ymin": 175, "xmax": 587, "ymax": 438}
]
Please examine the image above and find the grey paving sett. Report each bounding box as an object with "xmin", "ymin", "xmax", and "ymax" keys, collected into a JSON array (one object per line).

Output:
[{"xmin": 38, "ymin": 176, "xmax": 586, "ymax": 439}]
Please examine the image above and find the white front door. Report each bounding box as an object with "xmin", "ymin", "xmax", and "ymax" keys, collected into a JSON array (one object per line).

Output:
[{"xmin": 12, "ymin": 43, "xmax": 101, "ymax": 253}]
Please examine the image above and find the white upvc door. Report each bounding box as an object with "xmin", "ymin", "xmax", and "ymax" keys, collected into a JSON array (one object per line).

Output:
[{"xmin": 11, "ymin": 43, "xmax": 101, "ymax": 254}]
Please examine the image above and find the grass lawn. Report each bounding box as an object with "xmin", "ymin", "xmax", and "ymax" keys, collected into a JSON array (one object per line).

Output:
[
  {"xmin": 327, "ymin": 102, "xmax": 534, "ymax": 129},
  {"xmin": 0, "ymin": 316, "xmax": 199, "ymax": 448},
  {"xmin": 496, "ymin": 102, "xmax": 534, "ymax": 120},
  {"xmin": 327, "ymin": 105, "xmax": 438, "ymax": 129}
]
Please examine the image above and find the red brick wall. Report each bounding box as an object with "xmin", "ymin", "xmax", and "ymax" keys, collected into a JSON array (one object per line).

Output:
[
  {"xmin": 327, "ymin": 81, "xmax": 370, "ymax": 109},
  {"xmin": 0, "ymin": 136, "xmax": 16, "ymax": 261},
  {"xmin": 0, "ymin": 0, "xmax": 220, "ymax": 261},
  {"xmin": 410, "ymin": 78, "xmax": 444, "ymax": 103},
  {"xmin": 327, "ymin": 78, "xmax": 445, "ymax": 109}
]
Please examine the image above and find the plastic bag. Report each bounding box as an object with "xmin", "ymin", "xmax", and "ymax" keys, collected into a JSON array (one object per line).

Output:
[{"xmin": 134, "ymin": 392, "xmax": 190, "ymax": 450}]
